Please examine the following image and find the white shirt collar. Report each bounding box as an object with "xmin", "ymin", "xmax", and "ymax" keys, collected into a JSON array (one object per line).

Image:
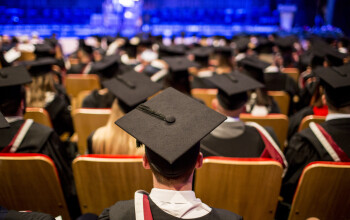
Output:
[
  {"xmin": 326, "ymin": 113, "xmax": 350, "ymax": 121},
  {"xmin": 150, "ymin": 188, "xmax": 198, "ymax": 204},
  {"xmin": 5, "ymin": 116, "xmax": 23, "ymax": 123},
  {"xmin": 225, "ymin": 116, "xmax": 240, "ymax": 122}
]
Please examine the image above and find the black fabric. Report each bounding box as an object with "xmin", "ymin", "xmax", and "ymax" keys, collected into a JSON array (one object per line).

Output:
[
  {"xmin": 281, "ymin": 118, "xmax": 350, "ymax": 204},
  {"xmin": 82, "ymin": 90, "xmax": 115, "ymax": 108},
  {"xmin": 287, "ymin": 106, "xmax": 314, "ymax": 141},
  {"xmin": 201, "ymin": 123, "xmax": 279, "ymax": 158},
  {"xmin": 45, "ymin": 95, "xmax": 74, "ymax": 136},
  {"xmin": 4, "ymin": 210, "xmax": 55, "ymax": 220},
  {"xmin": 190, "ymin": 76, "xmax": 216, "ymax": 89},
  {"xmin": 99, "ymin": 197, "xmax": 242, "ymax": 220},
  {"xmin": 0, "ymin": 120, "xmax": 80, "ymax": 219}
]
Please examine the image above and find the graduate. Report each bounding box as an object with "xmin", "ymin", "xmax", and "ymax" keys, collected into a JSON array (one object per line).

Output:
[
  {"xmin": 281, "ymin": 64, "xmax": 350, "ymax": 205},
  {"xmin": 200, "ymin": 71, "xmax": 287, "ymax": 171},
  {"xmin": 99, "ymin": 87, "xmax": 242, "ymax": 220},
  {"xmin": 87, "ymin": 69, "xmax": 162, "ymax": 155},
  {"xmin": 0, "ymin": 66, "xmax": 80, "ymax": 218}
]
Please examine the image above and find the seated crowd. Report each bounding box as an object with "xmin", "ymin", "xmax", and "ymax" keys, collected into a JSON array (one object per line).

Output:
[{"xmin": 0, "ymin": 32, "xmax": 349, "ymax": 220}]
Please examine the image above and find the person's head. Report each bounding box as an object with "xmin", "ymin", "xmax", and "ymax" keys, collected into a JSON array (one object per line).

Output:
[
  {"xmin": 142, "ymin": 142, "xmax": 203, "ymax": 188},
  {"xmin": 315, "ymin": 65, "xmax": 350, "ymax": 114},
  {"xmin": 207, "ymin": 71, "xmax": 264, "ymax": 117},
  {"xmin": 115, "ymin": 88, "xmax": 226, "ymax": 189},
  {"xmin": 0, "ymin": 85, "xmax": 26, "ymax": 116},
  {"xmin": 0, "ymin": 66, "xmax": 32, "ymax": 116}
]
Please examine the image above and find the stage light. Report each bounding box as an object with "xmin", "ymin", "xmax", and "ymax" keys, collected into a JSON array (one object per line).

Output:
[
  {"xmin": 124, "ymin": 11, "xmax": 133, "ymax": 18},
  {"xmin": 119, "ymin": 0, "xmax": 135, "ymax": 7}
]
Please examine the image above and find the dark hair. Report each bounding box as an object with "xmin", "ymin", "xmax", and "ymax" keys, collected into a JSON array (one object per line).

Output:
[
  {"xmin": 144, "ymin": 142, "xmax": 200, "ymax": 182},
  {"xmin": 0, "ymin": 85, "xmax": 26, "ymax": 116}
]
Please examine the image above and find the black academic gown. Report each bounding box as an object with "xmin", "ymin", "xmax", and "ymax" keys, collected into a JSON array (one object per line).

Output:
[
  {"xmin": 82, "ymin": 90, "xmax": 115, "ymax": 109},
  {"xmin": 0, "ymin": 206, "xmax": 55, "ymax": 220},
  {"xmin": 287, "ymin": 106, "xmax": 314, "ymax": 141},
  {"xmin": 99, "ymin": 198, "xmax": 242, "ymax": 220},
  {"xmin": 264, "ymin": 72, "xmax": 299, "ymax": 115},
  {"xmin": 281, "ymin": 118, "xmax": 350, "ymax": 204},
  {"xmin": 45, "ymin": 94, "xmax": 74, "ymax": 136},
  {"xmin": 0, "ymin": 120, "xmax": 80, "ymax": 218},
  {"xmin": 201, "ymin": 120, "xmax": 279, "ymax": 158}
]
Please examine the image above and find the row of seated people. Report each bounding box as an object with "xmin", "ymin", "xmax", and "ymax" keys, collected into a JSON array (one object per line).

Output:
[
  {"xmin": 1, "ymin": 61, "xmax": 350, "ymax": 219},
  {"xmin": 2, "ymin": 153, "xmax": 348, "ymax": 220},
  {"xmin": 0, "ymin": 32, "xmax": 349, "ymax": 219}
]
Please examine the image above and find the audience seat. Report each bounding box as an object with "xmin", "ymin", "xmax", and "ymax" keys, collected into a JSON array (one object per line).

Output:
[
  {"xmin": 72, "ymin": 155, "xmax": 153, "ymax": 215},
  {"xmin": 24, "ymin": 107, "xmax": 53, "ymax": 128},
  {"xmin": 288, "ymin": 161, "xmax": 350, "ymax": 220},
  {"xmin": 17, "ymin": 51, "xmax": 36, "ymax": 61},
  {"xmin": 191, "ymin": 88, "xmax": 218, "ymax": 109},
  {"xmin": 0, "ymin": 153, "xmax": 70, "ymax": 220},
  {"xmin": 72, "ymin": 108, "xmax": 111, "ymax": 155},
  {"xmin": 195, "ymin": 157, "xmax": 283, "ymax": 220},
  {"xmin": 281, "ymin": 68, "xmax": 299, "ymax": 83},
  {"xmin": 239, "ymin": 113, "xmax": 289, "ymax": 150},
  {"xmin": 268, "ymin": 91, "xmax": 290, "ymax": 115},
  {"xmin": 297, "ymin": 115, "xmax": 326, "ymax": 132},
  {"xmin": 65, "ymin": 74, "xmax": 100, "ymax": 99}
]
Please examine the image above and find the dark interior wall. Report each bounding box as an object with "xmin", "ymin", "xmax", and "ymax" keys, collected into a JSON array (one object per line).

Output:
[{"xmin": 332, "ymin": 0, "xmax": 350, "ymax": 36}]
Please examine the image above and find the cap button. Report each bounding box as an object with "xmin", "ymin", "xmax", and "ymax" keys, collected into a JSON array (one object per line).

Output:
[
  {"xmin": 0, "ymin": 71, "xmax": 7, "ymax": 78},
  {"xmin": 165, "ymin": 116, "xmax": 176, "ymax": 123}
]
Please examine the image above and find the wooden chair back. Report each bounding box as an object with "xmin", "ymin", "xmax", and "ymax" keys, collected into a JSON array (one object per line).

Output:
[
  {"xmin": 191, "ymin": 88, "xmax": 218, "ymax": 109},
  {"xmin": 288, "ymin": 162, "xmax": 350, "ymax": 220},
  {"xmin": 73, "ymin": 155, "xmax": 153, "ymax": 215},
  {"xmin": 72, "ymin": 108, "xmax": 111, "ymax": 155},
  {"xmin": 0, "ymin": 153, "xmax": 70, "ymax": 220},
  {"xmin": 298, "ymin": 115, "xmax": 326, "ymax": 132},
  {"xmin": 18, "ymin": 51, "xmax": 36, "ymax": 61},
  {"xmin": 195, "ymin": 157, "xmax": 283, "ymax": 220},
  {"xmin": 268, "ymin": 91, "xmax": 290, "ymax": 115},
  {"xmin": 24, "ymin": 107, "xmax": 53, "ymax": 128},
  {"xmin": 282, "ymin": 68, "xmax": 299, "ymax": 83},
  {"xmin": 65, "ymin": 74, "xmax": 100, "ymax": 98},
  {"xmin": 240, "ymin": 113, "xmax": 289, "ymax": 149},
  {"xmin": 71, "ymin": 90, "xmax": 92, "ymax": 111}
]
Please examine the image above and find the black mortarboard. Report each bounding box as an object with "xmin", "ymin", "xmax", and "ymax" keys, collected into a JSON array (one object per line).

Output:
[
  {"xmin": 158, "ymin": 45, "xmax": 186, "ymax": 57},
  {"xmin": 213, "ymin": 46, "xmax": 233, "ymax": 57},
  {"xmin": 0, "ymin": 66, "xmax": 32, "ymax": 87},
  {"xmin": 234, "ymin": 37, "xmax": 250, "ymax": 53},
  {"xmin": 34, "ymin": 43, "xmax": 55, "ymax": 58},
  {"xmin": 314, "ymin": 65, "xmax": 350, "ymax": 108},
  {"xmin": 0, "ymin": 111, "xmax": 9, "ymax": 128},
  {"xmin": 207, "ymin": 71, "xmax": 264, "ymax": 110},
  {"xmin": 189, "ymin": 47, "xmax": 214, "ymax": 66},
  {"xmin": 21, "ymin": 57, "xmax": 57, "ymax": 76},
  {"xmin": 274, "ymin": 36, "xmax": 296, "ymax": 50},
  {"xmin": 239, "ymin": 56, "xmax": 271, "ymax": 83},
  {"xmin": 115, "ymin": 87, "xmax": 226, "ymax": 177},
  {"xmin": 162, "ymin": 56, "xmax": 200, "ymax": 73},
  {"xmin": 102, "ymin": 70, "xmax": 162, "ymax": 112},
  {"xmin": 90, "ymin": 55, "xmax": 119, "ymax": 79}
]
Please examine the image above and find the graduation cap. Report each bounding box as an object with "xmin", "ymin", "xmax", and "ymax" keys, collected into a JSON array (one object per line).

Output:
[
  {"xmin": 234, "ymin": 37, "xmax": 251, "ymax": 53},
  {"xmin": 274, "ymin": 36, "xmax": 297, "ymax": 52},
  {"xmin": 162, "ymin": 56, "xmax": 200, "ymax": 73},
  {"xmin": 189, "ymin": 47, "xmax": 213, "ymax": 66},
  {"xmin": 213, "ymin": 46, "xmax": 234, "ymax": 57},
  {"xmin": 0, "ymin": 66, "xmax": 32, "ymax": 87},
  {"xmin": 0, "ymin": 111, "xmax": 9, "ymax": 128},
  {"xmin": 238, "ymin": 56, "xmax": 271, "ymax": 83},
  {"xmin": 34, "ymin": 43, "xmax": 55, "ymax": 58},
  {"xmin": 102, "ymin": 70, "xmax": 162, "ymax": 112},
  {"xmin": 21, "ymin": 57, "xmax": 58, "ymax": 76},
  {"xmin": 115, "ymin": 87, "xmax": 226, "ymax": 177},
  {"xmin": 158, "ymin": 44, "xmax": 187, "ymax": 57},
  {"xmin": 207, "ymin": 71, "xmax": 264, "ymax": 110},
  {"xmin": 90, "ymin": 55, "xmax": 120, "ymax": 79},
  {"xmin": 314, "ymin": 65, "xmax": 350, "ymax": 108}
]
